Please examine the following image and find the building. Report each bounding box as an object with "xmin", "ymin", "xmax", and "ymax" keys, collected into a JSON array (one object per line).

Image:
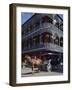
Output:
[{"xmin": 22, "ymin": 13, "xmax": 63, "ymax": 64}]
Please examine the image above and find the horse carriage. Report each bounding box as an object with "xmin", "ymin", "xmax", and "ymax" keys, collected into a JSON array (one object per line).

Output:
[
  {"xmin": 22, "ymin": 55, "xmax": 52, "ymax": 73},
  {"xmin": 22, "ymin": 54, "xmax": 63, "ymax": 74}
]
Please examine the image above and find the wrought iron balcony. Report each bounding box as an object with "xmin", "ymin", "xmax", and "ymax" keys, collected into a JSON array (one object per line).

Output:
[
  {"xmin": 22, "ymin": 43, "xmax": 63, "ymax": 53},
  {"xmin": 22, "ymin": 22, "xmax": 63, "ymax": 39}
]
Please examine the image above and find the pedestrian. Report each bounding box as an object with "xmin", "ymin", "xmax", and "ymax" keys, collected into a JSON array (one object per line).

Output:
[{"xmin": 47, "ymin": 59, "xmax": 52, "ymax": 72}]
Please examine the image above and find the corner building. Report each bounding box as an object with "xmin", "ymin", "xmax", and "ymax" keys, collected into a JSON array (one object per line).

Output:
[{"xmin": 22, "ymin": 13, "xmax": 63, "ymax": 63}]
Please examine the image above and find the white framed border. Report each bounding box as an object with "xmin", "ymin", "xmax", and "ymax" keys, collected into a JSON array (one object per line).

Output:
[{"xmin": 16, "ymin": 6, "xmax": 68, "ymax": 84}]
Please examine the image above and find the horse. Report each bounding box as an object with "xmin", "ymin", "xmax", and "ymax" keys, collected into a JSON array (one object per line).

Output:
[{"xmin": 24, "ymin": 55, "xmax": 42, "ymax": 73}]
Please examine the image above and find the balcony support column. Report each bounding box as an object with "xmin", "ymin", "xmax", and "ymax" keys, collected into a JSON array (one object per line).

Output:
[
  {"xmin": 59, "ymin": 38, "xmax": 60, "ymax": 46},
  {"xmin": 40, "ymin": 34, "xmax": 43, "ymax": 44},
  {"xmin": 40, "ymin": 20, "xmax": 42, "ymax": 27},
  {"xmin": 33, "ymin": 24, "xmax": 36, "ymax": 31}
]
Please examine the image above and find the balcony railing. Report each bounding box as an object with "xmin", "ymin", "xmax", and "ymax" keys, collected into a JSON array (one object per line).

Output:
[
  {"xmin": 22, "ymin": 22, "xmax": 63, "ymax": 39},
  {"xmin": 22, "ymin": 43, "xmax": 63, "ymax": 53}
]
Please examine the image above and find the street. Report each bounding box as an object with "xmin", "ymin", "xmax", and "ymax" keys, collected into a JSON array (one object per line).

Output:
[{"xmin": 21, "ymin": 66, "xmax": 63, "ymax": 77}]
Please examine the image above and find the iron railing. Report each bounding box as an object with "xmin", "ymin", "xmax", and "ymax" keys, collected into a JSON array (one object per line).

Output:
[{"xmin": 22, "ymin": 43, "xmax": 63, "ymax": 53}]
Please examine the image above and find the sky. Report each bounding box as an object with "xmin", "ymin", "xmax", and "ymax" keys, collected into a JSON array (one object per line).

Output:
[
  {"xmin": 21, "ymin": 13, "xmax": 33, "ymax": 25},
  {"xmin": 21, "ymin": 12, "xmax": 63, "ymax": 25},
  {"xmin": 59, "ymin": 14, "xmax": 63, "ymax": 19}
]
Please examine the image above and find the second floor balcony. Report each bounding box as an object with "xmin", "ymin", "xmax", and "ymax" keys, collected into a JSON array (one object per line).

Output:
[{"xmin": 22, "ymin": 43, "xmax": 63, "ymax": 54}]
